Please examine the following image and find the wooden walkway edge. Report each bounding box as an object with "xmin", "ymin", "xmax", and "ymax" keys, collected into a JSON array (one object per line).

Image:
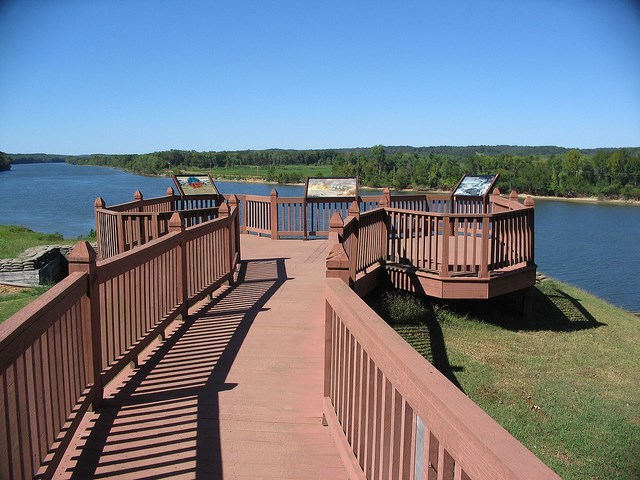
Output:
[{"xmin": 55, "ymin": 235, "xmax": 348, "ymax": 479}]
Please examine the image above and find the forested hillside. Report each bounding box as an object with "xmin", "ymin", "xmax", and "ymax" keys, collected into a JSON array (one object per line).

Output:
[
  {"xmin": 0, "ymin": 152, "xmax": 11, "ymax": 171},
  {"xmin": 9, "ymin": 145, "xmax": 640, "ymax": 199}
]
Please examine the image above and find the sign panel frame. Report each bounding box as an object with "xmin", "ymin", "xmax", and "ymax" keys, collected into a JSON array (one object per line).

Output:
[
  {"xmin": 304, "ymin": 177, "xmax": 359, "ymax": 198},
  {"xmin": 172, "ymin": 174, "xmax": 220, "ymax": 197}
]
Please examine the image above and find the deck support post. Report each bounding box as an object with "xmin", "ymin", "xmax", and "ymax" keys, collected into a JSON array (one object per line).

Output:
[
  {"xmin": 270, "ymin": 189, "xmax": 279, "ymax": 240},
  {"xmin": 68, "ymin": 241, "xmax": 103, "ymax": 410}
]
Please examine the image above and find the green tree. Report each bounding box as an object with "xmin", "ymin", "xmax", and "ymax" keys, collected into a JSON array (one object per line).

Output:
[{"xmin": 0, "ymin": 151, "xmax": 11, "ymax": 172}]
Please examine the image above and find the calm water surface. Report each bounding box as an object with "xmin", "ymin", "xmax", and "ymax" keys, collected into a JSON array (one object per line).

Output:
[{"xmin": 1, "ymin": 163, "xmax": 638, "ymax": 311}]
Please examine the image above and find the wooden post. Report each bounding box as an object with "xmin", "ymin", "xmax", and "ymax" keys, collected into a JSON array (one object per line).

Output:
[
  {"xmin": 524, "ymin": 196, "xmax": 535, "ymax": 265},
  {"xmin": 228, "ymin": 195, "xmax": 241, "ymax": 263},
  {"xmin": 166, "ymin": 186, "xmax": 176, "ymax": 211},
  {"xmin": 169, "ymin": 212, "xmax": 188, "ymax": 319},
  {"xmin": 270, "ymin": 189, "xmax": 279, "ymax": 240},
  {"xmin": 379, "ymin": 189, "xmax": 390, "ymax": 263},
  {"xmin": 94, "ymin": 197, "xmax": 105, "ymax": 259},
  {"xmin": 239, "ymin": 195, "xmax": 248, "ymax": 234},
  {"xmin": 68, "ymin": 241, "xmax": 103, "ymax": 409},
  {"xmin": 218, "ymin": 202, "xmax": 235, "ymax": 285},
  {"xmin": 480, "ymin": 216, "xmax": 490, "ymax": 278},
  {"xmin": 348, "ymin": 200, "xmax": 360, "ymax": 220},
  {"xmin": 380, "ymin": 187, "xmax": 391, "ymax": 208},
  {"xmin": 329, "ymin": 211, "xmax": 344, "ymax": 244},
  {"xmin": 440, "ymin": 215, "xmax": 451, "ymax": 278},
  {"xmin": 348, "ymin": 201, "xmax": 360, "ymax": 284},
  {"xmin": 134, "ymin": 190, "xmax": 143, "ymax": 211},
  {"xmin": 326, "ymin": 243, "xmax": 351, "ymax": 286},
  {"xmin": 509, "ymin": 190, "xmax": 519, "ymax": 209}
]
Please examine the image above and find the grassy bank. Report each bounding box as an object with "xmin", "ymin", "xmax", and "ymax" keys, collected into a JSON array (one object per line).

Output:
[
  {"xmin": 367, "ymin": 279, "xmax": 640, "ymax": 479},
  {"xmin": 0, "ymin": 225, "xmax": 95, "ymax": 323},
  {"xmin": 0, "ymin": 284, "xmax": 51, "ymax": 323},
  {"xmin": 0, "ymin": 225, "xmax": 69, "ymax": 259}
]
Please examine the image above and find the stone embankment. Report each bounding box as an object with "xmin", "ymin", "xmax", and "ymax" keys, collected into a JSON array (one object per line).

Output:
[{"xmin": 0, "ymin": 244, "xmax": 96, "ymax": 286}]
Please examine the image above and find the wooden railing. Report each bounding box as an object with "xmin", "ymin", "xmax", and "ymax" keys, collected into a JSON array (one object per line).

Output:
[
  {"xmin": 324, "ymin": 278, "xmax": 560, "ymax": 480},
  {"xmin": 0, "ymin": 273, "xmax": 95, "ymax": 480},
  {"xmin": 95, "ymin": 190, "xmax": 224, "ymax": 258},
  {"xmin": 327, "ymin": 191, "xmax": 534, "ymax": 287},
  {"xmin": 386, "ymin": 194, "xmax": 535, "ymax": 279},
  {"xmin": 239, "ymin": 189, "xmax": 454, "ymax": 240},
  {"xmin": 0, "ymin": 204, "xmax": 240, "ymax": 479},
  {"xmin": 95, "ymin": 188, "xmax": 456, "ymax": 250}
]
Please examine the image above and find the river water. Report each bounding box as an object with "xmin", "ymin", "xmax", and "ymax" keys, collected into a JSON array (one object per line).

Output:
[{"xmin": 1, "ymin": 162, "xmax": 638, "ymax": 311}]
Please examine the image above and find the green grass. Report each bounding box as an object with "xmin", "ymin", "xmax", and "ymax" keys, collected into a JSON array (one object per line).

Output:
[
  {"xmin": 0, "ymin": 225, "xmax": 66, "ymax": 258},
  {"xmin": 0, "ymin": 225, "xmax": 95, "ymax": 259},
  {"xmin": 367, "ymin": 279, "xmax": 640, "ymax": 480},
  {"xmin": 0, "ymin": 286, "xmax": 51, "ymax": 323}
]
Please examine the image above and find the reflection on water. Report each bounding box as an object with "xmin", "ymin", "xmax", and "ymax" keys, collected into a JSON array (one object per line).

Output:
[{"xmin": 1, "ymin": 163, "xmax": 638, "ymax": 311}]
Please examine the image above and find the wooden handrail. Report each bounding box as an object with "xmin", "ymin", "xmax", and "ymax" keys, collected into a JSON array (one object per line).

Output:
[
  {"xmin": 0, "ymin": 205, "xmax": 241, "ymax": 479},
  {"xmin": 324, "ymin": 278, "xmax": 559, "ymax": 479}
]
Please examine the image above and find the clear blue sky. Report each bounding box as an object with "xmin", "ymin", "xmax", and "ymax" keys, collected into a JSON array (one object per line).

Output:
[{"xmin": 1, "ymin": 0, "xmax": 638, "ymax": 155}]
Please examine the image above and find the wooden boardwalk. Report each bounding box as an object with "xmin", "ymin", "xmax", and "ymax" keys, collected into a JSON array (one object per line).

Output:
[{"xmin": 56, "ymin": 235, "xmax": 348, "ymax": 479}]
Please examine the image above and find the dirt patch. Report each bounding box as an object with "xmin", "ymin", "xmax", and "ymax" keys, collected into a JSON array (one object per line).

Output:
[{"xmin": 0, "ymin": 284, "xmax": 27, "ymax": 295}]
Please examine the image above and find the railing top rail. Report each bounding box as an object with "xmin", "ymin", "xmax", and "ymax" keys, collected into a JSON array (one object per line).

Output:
[
  {"xmin": 326, "ymin": 278, "xmax": 559, "ymax": 480},
  {"xmin": 106, "ymin": 195, "xmax": 175, "ymax": 212}
]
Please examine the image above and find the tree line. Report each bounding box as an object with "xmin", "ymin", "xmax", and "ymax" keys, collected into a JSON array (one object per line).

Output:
[
  {"xmin": 7, "ymin": 146, "xmax": 640, "ymax": 199},
  {"xmin": 0, "ymin": 152, "xmax": 11, "ymax": 171}
]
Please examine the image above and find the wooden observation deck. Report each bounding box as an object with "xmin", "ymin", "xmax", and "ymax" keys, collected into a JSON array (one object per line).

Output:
[{"xmin": 0, "ymin": 187, "xmax": 558, "ymax": 479}]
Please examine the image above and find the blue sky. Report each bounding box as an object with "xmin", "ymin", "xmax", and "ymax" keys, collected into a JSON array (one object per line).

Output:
[{"xmin": 0, "ymin": 0, "xmax": 638, "ymax": 154}]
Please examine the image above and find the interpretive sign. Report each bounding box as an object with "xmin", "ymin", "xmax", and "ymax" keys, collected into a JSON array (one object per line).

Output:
[
  {"xmin": 173, "ymin": 174, "xmax": 219, "ymax": 196},
  {"xmin": 305, "ymin": 177, "xmax": 359, "ymax": 198},
  {"xmin": 453, "ymin": 174, "xmax": 498, "ymax": 197}
]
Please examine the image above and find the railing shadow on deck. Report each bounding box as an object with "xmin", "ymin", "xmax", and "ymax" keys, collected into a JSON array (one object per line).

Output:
[{"xmin": 65, "ymin": 258, "xmax": 289, "ymax": 479}]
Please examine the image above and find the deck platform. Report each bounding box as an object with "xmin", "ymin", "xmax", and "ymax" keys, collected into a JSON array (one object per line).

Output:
[{"xmin": 55, "ymin": 235, "xmax": 348, "ymax": 479}]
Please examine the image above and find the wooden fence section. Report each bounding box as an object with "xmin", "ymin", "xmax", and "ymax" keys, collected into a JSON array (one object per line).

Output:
[
  {"xmin": 0, "ymin": 205, "xmax": 240, "ymax": 480},
  {"xmin": 94, "ymin": 190, "xmax": 223, "ymax": 258},
  {"xmin": 330, "ymin": 191, "xmax": 533, "ymax": 285},
  {"xmin": 324, "ymin": 278, "xmax": 560, "ymax": 480},
  {"xmin": 95, "ymin": 188, "xmax": 460, "ymax": 250},
  {"xmin": 0, "ymin": 273, "xmax": 95, "ymax": 480}
]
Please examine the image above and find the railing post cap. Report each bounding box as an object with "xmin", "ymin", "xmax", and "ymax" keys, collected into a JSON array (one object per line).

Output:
[
  {"xmin": 168, "ymin": 211, "xmax": 184, "ymax": 230},
  {"xmin": 68, "ymin": 240, "xmax": 97, "ymax": 264},
  {"xmin": 270, "ymin": 188, "xmax": 278, "ymax": 197},
  {"xmin": 524, "ymin": 196, "xmax": 535, "ymax": 207},
  {"xmin": 166, "ymin": 186, "xmax": 175, "ymax": 196},
  {"xmin": 227, "ymin": 194, "xmax": 239, "ymax": 206},
  {"xmin": 509, "ymin": 190, "xmax": 519, "ymax": 200},
  {"xmin": 134, "ymin": 190, "xmax": 143, "ymax": 200},
  {"xmin": 94, "ymin": 197, "xmax": 106, "ymax": 208},
  {"xmin": 348, "ymin": 200, "xmax": 360, "ymax": 215},
  {"xmin": 383, "ymin": 187, "xmax": 391, "ymax": 194},
  {"xmin": 493, "ymin": 187, "xmax": 501, "ymax": 195},
  {"xmin": 329, "ymin": 211, "xmax": 344, "ymax": 229},
  {"xmin": 219, "ymin": 201, "xmax": 230, "ymax": 217}
]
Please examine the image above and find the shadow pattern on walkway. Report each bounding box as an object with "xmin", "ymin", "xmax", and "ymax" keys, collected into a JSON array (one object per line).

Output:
[{"xmin": 66, "ymin": 258, "xmax": 288, "ymax": 479}]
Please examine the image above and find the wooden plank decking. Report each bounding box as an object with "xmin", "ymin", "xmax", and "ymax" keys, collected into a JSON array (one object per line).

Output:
[{"xmin": 55, "ymin": 235, "xmax": 348, "ymax": 479}]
